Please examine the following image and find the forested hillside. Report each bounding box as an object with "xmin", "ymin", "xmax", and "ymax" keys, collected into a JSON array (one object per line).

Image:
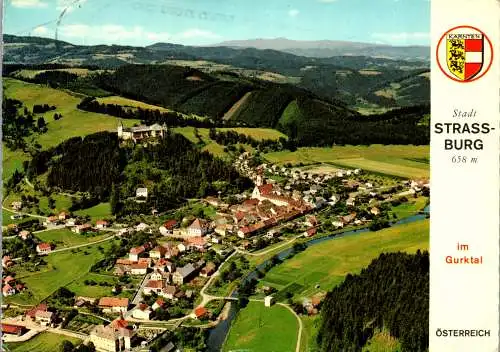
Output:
[
  {"xmin": 317, "ymin": 251, "xmax": 429, "ymax": 352},
  {"xmin": 27, "ymin": 131, "xmax": 252, "ymax": 213}
]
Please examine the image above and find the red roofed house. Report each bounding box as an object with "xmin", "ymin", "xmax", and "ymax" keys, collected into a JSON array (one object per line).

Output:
[
  {"xmin": 1, "ymin": 324, "xmax": 25, "ymax": 336},
  {"xmin": 72, "ymin": 223, "xmax": 92, "ymax": 234},
  {"xmin": 3, "ymin": 284, "xmax": 15, "ymax": 296},
  {"xmin": 98, "ymin": 297, "xmax": 129, "ymax": 313},
  {"xmin": 185, "ymin": 236, "xmax": 208, "ymax": 251},
  {"xmin": 96, "ymin": 220, "xmax": 109, "ymax": 229},
  {"xmin": 36, "ymin": 243, "xmax": 52, "ymax": 255},
  {"xmin": 303, "ymin": 227, "xmax": 317, "ymax": 238},
  {"xmin": 194, "ymin": 306, "xmax": 208, "ymax": 319},
  {"xmin": 200, "ymin": 262, "xmax": 216, "ymax": 277},
  {"xmin": 2, "ymin": 256, "xmax": 13, "ymax": 269},
  {"xmin": 129, "ymin": 246, "xmax": 145, "ymax": 261},
  {"xmin": 130, "ymin": 263, "xmax": 148, "ymax": 275},
  {"xmin": 46, "ymin": 215, "xmax": 59, "ymax": 224},
  {"xmin": 26, "ymin": 304, "xmax": 48, "ymax": 320},
  {"xmin": 143, "ymin": 280, "xmax": 165, "ymax": 295},
  {"xmin": 305, "ymin": 215, "xmax": 319, "ymax": 227},
  {"xmin": 131, "ymin": 303, "xmax": 152, "ymax": 320},
  {"xmin": 159, "ymin": 220, "xmax": 178, "ymax": 235},
  {"xmin": 152, "ymin": 299, "xmax": 166, "ymax": 311}
]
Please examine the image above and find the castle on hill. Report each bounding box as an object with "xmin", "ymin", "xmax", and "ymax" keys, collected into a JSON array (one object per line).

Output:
[{"xmin": 117, "ymin": 121, "xmax": 168, "ymax": 143}]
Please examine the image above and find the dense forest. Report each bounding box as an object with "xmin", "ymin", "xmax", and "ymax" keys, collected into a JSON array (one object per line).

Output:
[{"xmin": 317, "ymin": 251, "xmax": 429, "ymax": 352}]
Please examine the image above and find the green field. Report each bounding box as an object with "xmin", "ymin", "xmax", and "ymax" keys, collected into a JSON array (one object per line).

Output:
[
  {"xmin": 3, "ymin": 148, "xmax": 28, "ymax": 181},
  {"xmin": 389, "ymin": 196, "xmax": 428, "ymax": 219},
  {"xmin": 35, "ymin": 228, "xmax": 110, "ymax": 248},
  {"xmin": 7, "ymin": 240, "xmax": 115, "ymax": 305},
  {"xmin": 66, "ymin": 272, "xmax": 120, "ymax": 298},
  {"xmin": 5, "ymin": 332, "xmax": 81, "ymax": 352},
  {"xmin": 97, "ymin": 95, "xmax": 171, "ymax": 112},
  {"xmin": 217, "ymin": 128, "xmax": 286, "ymax": 141},
  {"xmin": 2, "ymin": 208, "xmax": 36, "ymax": 226},
  {"xmin": 74, "ymin": 202, "xmax": 112, "ymax": 221},
  {"xmin": 3, "ymin": 78, "xmax": 139, "ymax": 149},
  {"xmin": 259, "ymin": 220, "xmax": 429, "ymax": 301},
  {"xmin": 223, "ymin": 302, "xmax": 299, "ymax": 352},
  {"xmin": 265, "ymin": 145, "xmax": 429, "ymax": 179},
  {"xmin": 300, "ymin": 316, "xmax": 320, "ymax": 352},
  {"xmin": 173, "ymin": 126, "xmax": 285, "ymax": 158}
]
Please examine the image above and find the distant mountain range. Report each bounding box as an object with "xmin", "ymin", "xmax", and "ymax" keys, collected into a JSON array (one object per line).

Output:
[{"xmin": 211, "ymin": 38, "xmax": 430, "ymax": 61}]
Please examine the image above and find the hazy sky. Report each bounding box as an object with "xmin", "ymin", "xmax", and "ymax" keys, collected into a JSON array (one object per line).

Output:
[{"xmin": 4, "ymin": 0, "xmax": 430, "ymax": 46}]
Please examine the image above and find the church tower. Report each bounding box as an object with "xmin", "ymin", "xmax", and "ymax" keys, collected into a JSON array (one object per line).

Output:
[{"xmin": 117, "ymin": 120, "xmax": 124, "ymax": 138}]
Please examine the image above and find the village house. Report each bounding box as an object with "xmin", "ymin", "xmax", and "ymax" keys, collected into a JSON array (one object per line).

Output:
[
  {"xmin": 194, "ymin": 306, "xmax": 208, "ymax": 320},
  {"xmin": 172, "ymin": 263, "xmax": 197, "ymax": 285},
  {"xmin": 264, "ymin": 296, "xmax": 274, "ymax": 307},
  {"xmin": 2, "ymin": 256, "xmax": 13, "ymax": 269},
  {"xmin": 129, "ymin": 246, "xmax": 145, "ymax": 261},
  {"xmin": 2, "ymin": 284, "xmax": 15, "ymax": 297},
  {"xmin": 155, "ymin": 259, "xmax": 175, "ymax": 273},
  {"xmin": 143, "ymin": 280, "xmax": 165, "ymax": 295},
  {"xmin": 370, "ymin": 207, "xmax": 381, "ymax": 216},
  {"xmin": 58, "ymin": 211, "xmax": 69, "ymax": 220},
  {"xmin": 130, "ymin": 263, "xmax": 148, "ymax": 275},
  {"xmin": 304, "ymin": 215, "xmax": 318, "ymax": 227},
  {"xmin": 36, "ymin": 243, "xmax": 52, "ymax": 255},
  {"xmin": 131, "ymin": 303, "xmax": 152, "ymax": 320},
  {"xmin": 346, "ymin": 197, "xmax": 356, "ymax": 207},
  {"xmin": 35, "ymin": 310, "xmax": 55, "ymax": 326},
  {"xmin": 177, "ymin": 243, "xmax": 187, "ymax": 252},
  {"xmin": 152, "ymin": 299, "xmax": 166, "ymax": 311},
  {"xmin": 72, "ymin": 223, "xmax": 92, "ymax": 234},
  {"xmin": 98, "ymin": 297, "xmax": 129, "ymax": 313},
  {"xmin": 96, "ymin": 220, "xmax": 109, "ymax": 229},
  {"xmin": 44, "ymin": 215, "xmax": 59, "ymax": 226},
  {"xmin": 214, "ymin": 224, "xmax": 232, "ymax": 237},
  {"xmin": 65, "ymin": 218, "xmax": 77, "ymax": 227},
  {"xmin": 151, "ymin": 269, "xmax": 170, "ymax": 282},
  {"xmin": 90, "ymin": 318, "xmax": 135, "ymax": 352},
  {"xmin": 200, "ymin": 262, "xmax": 216, "ymax": 277},
  {"xmin": 1, "ymin": 324, "xmax": 26, "ymax": 337},
  {"xmin": 18, "ymin": 230, "xmax": 31, "ymax": 241},
  {"xmin": 332, "ymin": 219, "xmax": 344, "ymax": 228},
  {"xmin": 149, "ymin": 246, "xmax": 167, "ymax": 259},
  {"xmin": 135, "ymin": 187, "xmax": 148, "ymax": 199},
  {"xmin": 187, "ymin": 218, "xmax": 210, "ymax": 237},
  {"xmin": 161, "ymin": 285, "xmax": 177, "ymax": 300},
  {"xmin": 135, "ymin": 222, "xmax": 151, "ymax": 233},
  {"xmin": 11, "ymin": 201, "xmax": 22, "ymax": 211},
  {"xmin": 159, "ymin": 220, "xmax": 178, "ymax": 236},
  {"xmin": 185, "ymin": 236, "xmax": 208, "ymax": 251}
]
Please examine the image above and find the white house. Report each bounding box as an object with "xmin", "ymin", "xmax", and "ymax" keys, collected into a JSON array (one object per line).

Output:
[
  {"xmin": 131, "ymin": 304, "xmax": 152, "ymax": 320},
  {"xmin": 264, "ymin": 296, "xmax": 274, "ymax": 307},
  {"xmin": 187, "ymin": 219, "xmax": 209, "ymax": 237},
  {"xmin": 136, "ymin": 188, "xmax": 148, "ymax": 199}
]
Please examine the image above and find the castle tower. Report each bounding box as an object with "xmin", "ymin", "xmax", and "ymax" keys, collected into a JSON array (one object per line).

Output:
[{"xmin": 117, "ymin": 120, "xmax": 124, "ymax": 138}]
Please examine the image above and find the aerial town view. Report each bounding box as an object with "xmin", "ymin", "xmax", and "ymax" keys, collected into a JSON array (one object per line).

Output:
[{"xmin": 1, "ymin": 0, "xmax": 430, "ymax": 351}]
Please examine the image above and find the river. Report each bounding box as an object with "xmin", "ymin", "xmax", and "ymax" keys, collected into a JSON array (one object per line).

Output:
[{"xmin": 205, "ymin": 205, "xmax": 430, "ymax": 351}]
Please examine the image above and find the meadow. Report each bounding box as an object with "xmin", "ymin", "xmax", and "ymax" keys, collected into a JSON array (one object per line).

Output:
[
  {"xmin": 96, "ymin": 95, "xmax": 171, "ymax": 112},
  {"xmin": 258, "ymin": 220, "xmax": 429, "ymax": 301},
  {"xmin": 3, "ymin": 78, "xmax": 139, "ymax": 149},
  {"xmin": 74, "ymin": 202, "xmax": 112, "ymax": 221},
  {"xmin": 7, "ymin": 240, "xmax": 115, "ymax": 305},
  {"xmin": 5, "ymin": 332, "xmax": 81, "ymax": 352},
  {"xmin": 35, "ymin": 228, "xmax": 110, "ymax": 248},
  {"xmin": 223, "ymin": 302, "xmax": 298, "ymax": 352},
  {"xmin": 265, "ymin": 145, "xmax": 429, "ymax": 179}
]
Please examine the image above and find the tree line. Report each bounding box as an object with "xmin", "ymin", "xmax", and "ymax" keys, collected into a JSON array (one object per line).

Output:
[
  {"xmin": 208, "ymin": 128, "xmax": 297, "ymax": 152},
  {"xmin": 317, "ymin": 251, "xmax": 429, "ymax": 352}
]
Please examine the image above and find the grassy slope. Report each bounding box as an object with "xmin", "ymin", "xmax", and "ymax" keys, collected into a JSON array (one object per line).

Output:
[
  {"xmin": 6, "ymin": 240, "xmax": 115, "ymax": 305},
  {"xmin": 265, "ymin": 145, "xmax": 429, "ymax": 179},
  {"xmin": 96, "ymin": 95, "xmax": 171, "ymax": 112},
  {"xmin": 6, "ymin": 332, "xmax": 81, "ymax": 352},
  {"xmin": 3, "ymin": 78, "xmax": 139, "ymax": 149},
  {"xmin": 74, "ymin": 202, "xmax": 112, "ymax": 221},
  {"xmin": 223, "ymin": 301, "xmax": 298, "ymax": 352},
  {"xmin": 362, "ymin": 330, "xmax": 402, "ymax": 352},
  {"xmin": 259, "ymin": 220, "xmax": 429, "ymax": 301},
  {"xmin": 35, "ymin": 228, "xmax": 110, "ymax": 248}
]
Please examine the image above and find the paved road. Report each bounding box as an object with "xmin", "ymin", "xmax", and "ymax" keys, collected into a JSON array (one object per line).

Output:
[{"xmin": 130, "ymin": 273, "xmax": 151, "ymax": 307}]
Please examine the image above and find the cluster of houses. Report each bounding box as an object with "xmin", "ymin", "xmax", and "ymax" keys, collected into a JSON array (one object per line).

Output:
[
  {"xmin": 110, "ymin": 237, "xmax": 219, "ymax": 320},
  {"xmin": 2, "ymin": 256, "xmax": 26, "ymax": 298}
]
